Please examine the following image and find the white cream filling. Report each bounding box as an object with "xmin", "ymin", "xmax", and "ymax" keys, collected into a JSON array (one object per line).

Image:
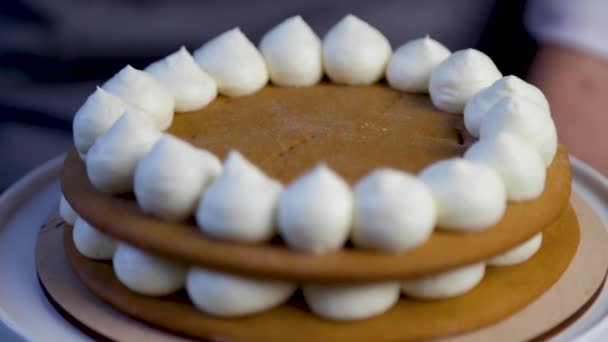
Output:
[
  {"xmin": 113, "ymin": 243, "xmax": 187, "ymax": 296},
  {"xmin": 134, "ymin": 135, "xmax": 222, "ymax": 221},
  {"xmin": 465, "ymin": 132, "xmax": 546, "ymax": 201},
  {"xmin": 479, "ymin": 96, "xmax": 558, "ymax": 166},
  {"xmin": 186, "ymin": 267, "xmax": 296, "ymax": 317},
  {"xmin": 386, "ymin": 36, "xmax": 451, "ymax": 93},
  {"xmin": 72, "ymin": 87, "xmax": 136, "ymax": 158},
  {"xmin": 303, "ymin": 282, "xmax": 401, "ymax": 321},
  {"xmin": 352, "ymin": 168, "xmax": 436, "ymax": 253},
  {"xmin": 72, "ymin": 217, "xmax": 117, "ymax": 260},
  {"xmin": 488, "ymin": 233, "xmax": 543, "ymax": 266},
  {"xmin": 196, "ymin": 151, "xmax": 282, "ymax": 243},
  {"xmin": 194, "ymin": 28, "xmax": 268, "ymax": 97},
  {"xmin": 86, "ymin": 111, "xmax": 162, "ymax": 194},
  {"xmin": 145, "ymin": 46, "xmax": 217, "ymax": 112},
  {"xmin": 419, "ymin": 158, "xmax": 507, "ymax": 231},
  {"xmin": 401, "ymin": 263, "xmax": 485, "ymax": 299},
  {"xmin": 464, "ymin": 75, "xmax": 550, "ymax": 137},
  {"xmin": 102, "ymin": 65, "xmax": 174, "ymax": 129},
  {"xmin": 277, "ymin": 164, "xmax": 354, "ymax": 254},
  {"xmin": 259, "ymin": 16, "xmax": 323, "ymax": 87},
  {"xmin": 59, "ymin": 194, "xmax": 78, "ymax": 226},
  {"xmin": 323, "ymin": 14, "xmax": 392, "ymax": 85},
  {"xmin": 429, "ymin": 49, "xmax": 502, "ymax": 113}
]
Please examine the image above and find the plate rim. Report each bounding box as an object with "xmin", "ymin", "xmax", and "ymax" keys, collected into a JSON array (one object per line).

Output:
[{"xmin": 0, "ymin": 154, "xmax": 607, "ymax": 341}]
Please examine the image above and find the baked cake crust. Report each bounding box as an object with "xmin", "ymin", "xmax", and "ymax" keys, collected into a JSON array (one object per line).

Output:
[{"xmin": 167, "ymin": 84, "xmax": 465, "ymax": 184}]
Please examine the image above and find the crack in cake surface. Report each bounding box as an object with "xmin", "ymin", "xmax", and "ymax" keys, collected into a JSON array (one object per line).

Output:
[{"xmin": 167, "ymin": 83, "xmax": 465, "ymax": 183}]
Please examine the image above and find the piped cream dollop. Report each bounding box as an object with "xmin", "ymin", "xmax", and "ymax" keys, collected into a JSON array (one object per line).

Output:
[
  {"xmin": 401, "ymin": 263, "xmax": 485, "ymax": 299},
  {"xmin": 196, "ymin": 151, "xmax": 282, "ymax": 243},
  {"xmin": 303, "ymin": 282, "xmax": 400, "ymax": 321},
  {"xmin": 113, "ymin": 243, "xmax": 187, "ymax": 296},
  {"xmin": 72, "ymin": 87, "xmax": 134, "ymax": 158},
  {"xmin": 479, "ymin": 96, "xmax": 558, "ymax": 166},
  {"xmin": 277, "ymin": 165, "xmax": 353, "ymax": 254},
  {"xmin": 429, "ymin": 49, "xmax": 502, "ymax": 113},
  {"xmin": 72, "ymin": 217, "xmax": 117, "ymax": 260},
  {"xmin": 352, "ymin": 168, "xmax": 436, "ymax": 253},
  {"xmin": 323, "ymin": 14, "xmax": 391, "ymax": 85},
  {"xmin": 102, "ymin": 65, "xmax": 174, "ymax": 129},
  {"xmin": 259, "ymin": 16, "xmax": 323, "ymax": 87},
  {"xmin": 464, "ymin": 75, "xmax": 550, "ymax": 137},
  {"xmin": 488, "ymin": 233, "xmax": 542, "ymax": 266},
  {"xmin": 386, "ymin": 36, "xmax": 451, "ymax": 93},
  {"xmin": 134, "ymin": 135, "xmax": 222, "ymax": 222},
  {"xmin": 186, "ymin": 267, "xmax": 296, "ymax": 317},
  {"xmin": 419, "ymin": 158, "xmax": 506, "ymax": 231},
  {"xmin": 465, "ymin": 132, "xmax": 546, "ymax": 201},
  {"xmin": 86, "ymin": 111, "xmax": 162, "ymax": 194},
  {"xmin": 145, "ymin": 47, "xmax": 217, "ymax": 112},
  {"xmin": 59, "ymin": 194, "xmax": 78, "ymax": 225},
  {"xmin": 194, "ymin": 28, "xmax": 268, "ymax": 97}
]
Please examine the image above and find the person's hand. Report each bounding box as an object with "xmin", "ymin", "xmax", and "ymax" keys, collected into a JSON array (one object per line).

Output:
[{"xmin": 528, "ymin": 44, "xmax": 608, "ymax": 176}]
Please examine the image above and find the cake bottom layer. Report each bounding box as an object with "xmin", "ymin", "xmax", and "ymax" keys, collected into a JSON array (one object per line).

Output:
[{"xmin": 56, "ymin": 205, "xmax": 581, "ymax": 342}]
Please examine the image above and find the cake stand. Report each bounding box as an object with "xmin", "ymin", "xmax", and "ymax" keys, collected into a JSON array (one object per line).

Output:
[{"xmin": 1, "ymin": 154, "xmax": 608, "ymax": 342}]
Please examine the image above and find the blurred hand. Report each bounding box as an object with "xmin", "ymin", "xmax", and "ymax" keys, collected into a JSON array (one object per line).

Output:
[{"xmin": 528, "ymin": 44, "xmax": 608, "ymax": 176}]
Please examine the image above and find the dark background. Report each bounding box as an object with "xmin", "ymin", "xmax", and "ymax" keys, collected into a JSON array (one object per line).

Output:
[{"xmin": 0, "ymin": 0, "xmax": 535, "ymax": 190}]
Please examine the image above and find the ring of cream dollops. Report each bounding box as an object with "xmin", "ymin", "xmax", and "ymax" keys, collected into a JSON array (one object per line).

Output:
[{"xmin": 67, "ymin": 14, "xmax": 555, "ymax": 320}]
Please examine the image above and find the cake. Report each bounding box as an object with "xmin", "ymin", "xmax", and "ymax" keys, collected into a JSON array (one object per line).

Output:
[{"xmin": 57, "ymin": 14, "xmax": 576, "ymax": 341}]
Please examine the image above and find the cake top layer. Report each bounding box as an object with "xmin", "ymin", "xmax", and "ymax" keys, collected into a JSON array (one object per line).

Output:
[
  {"xmin": 167, "ymin": 83, "xmax": 465, "ymax": 184},
  {"xmin": 61, "ymin": 145, "xmax": 571, "ymax": 281},
  {"xmin": 68, "ymin": 14, "xmax": 562, "ymax": 259}
]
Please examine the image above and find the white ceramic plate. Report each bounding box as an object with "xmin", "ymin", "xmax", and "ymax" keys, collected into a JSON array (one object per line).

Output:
[{"xmin": 0, "ymin": 155, "xmax": 607, "ymax": 342}]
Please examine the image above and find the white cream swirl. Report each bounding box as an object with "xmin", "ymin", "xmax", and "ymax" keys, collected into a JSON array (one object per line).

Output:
[
  {"xmin": 113, "ymin": 243, "xmax": 187, "ymax": 296},
  {"xmin": 464, "ymin": 75, "xmax": 550, "ymax": 137},
  {"xmin": 479, "ymin": 96, "xmax": 558, "ymax": 166},
  {"xmin": 465, "ymin": 132, "xmax": 546, "ymax": 201},
  {"xmin": 145, "ymin": 46, "xmax": 217, "ymax": 112},
  {"xmin": 429, "ymin": 49, "xmax": 502, "ymax": 113},
  {"xmin": 323, "ymin": 14, "xmax": 391, "ymax": 85},
  {"xmin": 401, "ymin": 263, "xmax": 485, "ymax": 299},
  {"xmin": 102, "ymin": 65, "xmax": 174, "ymax": 129},
  {"xmin": 194, "ymin": 28, "xmax": 268, "ymax": 97},
  {"xmin": 72, "ymin": 87, "xmax": 134, "ymax": 158},
  {"xmin": 277, "ymin": 164, "xmax": 353, "ymax": 254},
  {"xmin": 72, "ymin": 217, "xmax": 117, "ymax": 260},
  {"xmin": 196, "ymin": 151, "xmax": 282, "ymax": 243},
  {"xmin": 386, "ymin": 36, "xmax": 451, "ymax": 93},
  {"xmin": 59, "ymin": 194, "xmax": 78, "ymax": 225},
  {"xmin": 259, "ymin": 16, "xmax": 323, "ymax": 87},
  {"xmin": 134, "ymin": 135, "xmax": 221, "ymax": 222},
  {"xmin": 303, "ymin": 282, "xmax": 400, "ymax": 321},
  {"xmin": 352, "ymin": 168, "xmax": 436, "ymax": 253},
  {"xmin": 419, "ymin": 158, "xmax": 506, "ymax": 231},
  {"xmin": 186, "ymin": 267, "xmax": 296, "ymax": 317},
  {"xmin": 86, "ymin": 111, "xmax": 162, "ymax": 194},
  {"xmin": 488, "ymin": 233, "xmax": 542, "ymax": 266}
]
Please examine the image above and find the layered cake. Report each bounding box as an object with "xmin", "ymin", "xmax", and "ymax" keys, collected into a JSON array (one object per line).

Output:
[{"xmin": 56, "ymin": 14, "xmax": 578, "ymax": 341}]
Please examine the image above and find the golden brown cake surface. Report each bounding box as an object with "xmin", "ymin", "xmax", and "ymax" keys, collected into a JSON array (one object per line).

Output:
[{"xmin": 167, "ymin": 83, "xmax": 465, "ymax": 183}]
